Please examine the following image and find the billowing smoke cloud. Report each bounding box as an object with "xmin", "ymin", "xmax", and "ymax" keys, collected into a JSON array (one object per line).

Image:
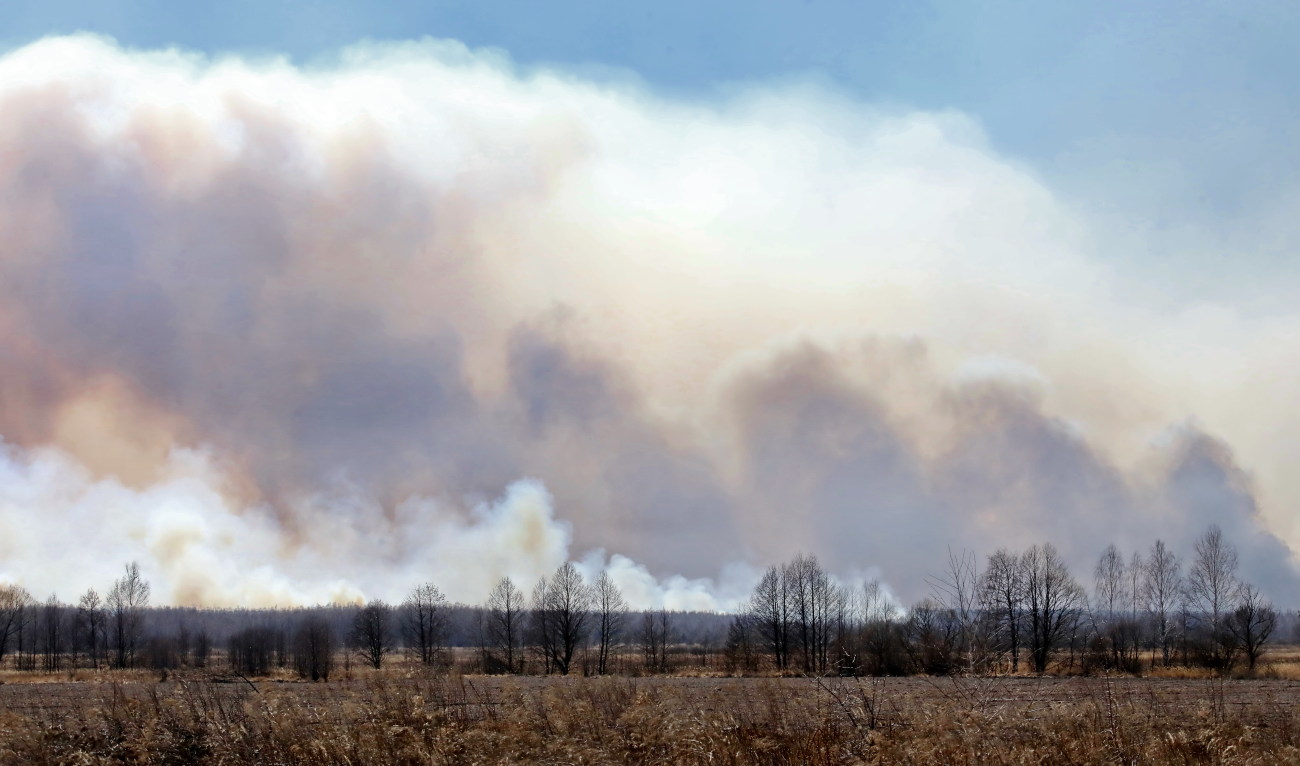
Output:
[
  {"xmin": 0, "ymin": 35, "xmax": 1297, "ymax": 607},
  {"xmin": 0, "ymin": 442, "xmax": 748, "ymax": 608}
]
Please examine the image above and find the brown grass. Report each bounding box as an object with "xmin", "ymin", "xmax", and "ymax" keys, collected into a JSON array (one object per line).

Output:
[{"xmin": 2, "ymin": 673, "xmax": 1300, "ymax": 764}]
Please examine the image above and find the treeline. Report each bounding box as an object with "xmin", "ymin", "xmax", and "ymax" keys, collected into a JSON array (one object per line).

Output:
[
  {"xmin": 726, "ymin": 525, "xmax": 1289, "ymax": 677},
  {"xmin": 0, "ymin": 561, "xmax": 727, "ymax": 680},
  {"xmin": 0, "ymin": 524, "xmax": 1292, "ymax": 680},
  {"xmin": 0, "ymin": 562, "xmax": 153, "ymax": 673}
]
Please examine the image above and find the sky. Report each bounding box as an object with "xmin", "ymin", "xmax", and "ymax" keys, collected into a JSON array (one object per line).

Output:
[{"xmin": 0, "ymin": 2, "xmax": 1297, "ymax": 609}]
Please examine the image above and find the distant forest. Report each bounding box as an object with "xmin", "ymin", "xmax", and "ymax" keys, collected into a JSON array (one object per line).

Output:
[{"xmin": 1, "ymin": 524, "xmax": 1294, "ymax": 680}]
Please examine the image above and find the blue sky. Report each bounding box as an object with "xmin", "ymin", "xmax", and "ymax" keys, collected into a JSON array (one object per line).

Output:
[
  {"xmin": 5, "ymin": 2, "xmax": 1295, "ymax": 157},
  {"xmin": 3, "ymin": 0, "xmax": 1298, "ymax": 298}
]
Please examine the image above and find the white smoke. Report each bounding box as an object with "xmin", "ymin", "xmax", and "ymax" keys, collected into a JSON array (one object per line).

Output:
[
  {"xmin": 0, "ymin": 35, "xmax": 1297, "ymax": 606},
  {"xmin": 0, "ymin": 440, "xmax": 744, "ymax": 608}
]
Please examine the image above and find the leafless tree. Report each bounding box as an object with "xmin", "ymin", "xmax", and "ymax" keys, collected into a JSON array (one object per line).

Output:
[
  {"xmin": 176, "ymin": 621, "xmax": 193, "ymax": 667},
  {"xmin": 594, "ymin": 570, "xmax": 627, "ymax": 675},
  {"xmin": 1127, "ymin": 551, "xmax": 1145, "ymax": 617},
  {"xmin": 531, "ymin": 562, "xmax": 594, "ymax": 675},
  {"xmin": 788, "ymin": 554, "xmax": 835, "ymax": 674},
  {"xmin": 1094, "ymin": 545, "xmax": 1127, "ymax": 615},
  {"xmin": 487, "ymin": 576, "xmax": 524, "ymax": 673},
  {"xmin": 1187, "ymin": 525, "xmax": 1240, "ymax": 619},
  {"xmin": 107, "ymin": 562, "xmax": 150, "ymax": 669},
  {"xmin": 294, "ymin": 615, "xmax": 334, "ymax": 681},
  {"xmin": 1092, "ymin": 544, "xmax": 1138, "ymax": 670},
  {"xmin": 749, "ymin": 565, "xmax": 790, "ymax": 671},
  {"xmin": 0, "ymin": 584, "xmax": 32, "ymax": 666},
  {"xmin": 1021, "ymin": 543, "xmax": 1084, "ymax": 674},
  {"xmin": 724, "ymin": 613, "xmax": 760, "ymax": 673},
  {"xmin": 76, "ymin": 588, "xmax": 106, "ymax": 669},
  {"xmin": 829, "ymin": 582, "xmax": 855, "ymax": 673},
  {"xmin": 1127, "ymin": 550, "xmax": 1149, "ymax": 658},
  {"xmin": 1226, "ymin": 584, "xmax": 1277, "ymax": 671},
  {"xmin": 12, "ymin": 597, "xmax": 35, "ymax": 670},
  {"xmin": 229, "ymin": 626, "xmax": 281, "ymax": 676},
  {"xmin": 529, "ymin": 576, "xmax": 554, "ymax": 674},
  {"xmin": 1186, "ymin": 524, "xmax": 1241, "ymax": 667},
  {"xmin": 929, "ymin": 548, "xmax": 982, "ymax": 673},
  {"xmin": 979, "ymin": 549, "xmax": 1025, "ymax": 673},
  {"xmin": 1142, "ymin": 539, "xmax": 1182, "ymax": 666},
  {"xmin": 193, "ymin": 629, "xmax": 211, "ymax": 668},
  {"xmin": 352, "ymin": 600, "xmax": 393, "ymax": 669},
  {"xmin": 903, "ymin": 598, "xmax": 962, "ymax": 675},
  {"xmin": 39, "ymin": 595, "xmax": 64, "ymax": 672},
  {"xmin": 860, "ymin": 578, "xmax": 902, "ymax": 675},
  {"xmin": 402, "ymin": 582, "xmax": 449, "ymax": 667},
  {"xmin": 641, "ymin": 608, "xmax": 672, "ymax": 673}
]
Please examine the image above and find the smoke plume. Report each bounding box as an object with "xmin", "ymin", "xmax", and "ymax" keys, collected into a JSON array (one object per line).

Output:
[{"xmin": 0, "ymin": 35, "xmax": 1297, "ymax": 607}]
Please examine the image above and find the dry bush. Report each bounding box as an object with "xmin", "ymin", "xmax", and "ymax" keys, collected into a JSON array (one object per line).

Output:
[{"xmin": 2, "ymin": 675, "xmax": 1300, "ymax": 765}]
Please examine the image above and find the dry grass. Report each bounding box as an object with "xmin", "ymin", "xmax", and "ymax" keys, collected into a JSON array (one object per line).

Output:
[{"xmin": 2, "ymin": 673, "xmax": 1300, "ymax": 765}]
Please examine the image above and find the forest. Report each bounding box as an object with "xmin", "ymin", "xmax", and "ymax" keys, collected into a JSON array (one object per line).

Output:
[{"xmin": 0, "ymin": 524, "xmax": 1290, "ymax": 681}]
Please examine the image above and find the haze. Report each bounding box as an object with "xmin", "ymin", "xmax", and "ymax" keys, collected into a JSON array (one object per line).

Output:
[{"xmin": 0, "ymin": 5, "xmax": 1298, "ymax": 609}]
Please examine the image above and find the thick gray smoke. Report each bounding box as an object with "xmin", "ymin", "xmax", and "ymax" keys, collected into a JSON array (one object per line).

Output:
[{"xmin": 0, "ymin": 36, "xmax": 1297, "ymax": 607}]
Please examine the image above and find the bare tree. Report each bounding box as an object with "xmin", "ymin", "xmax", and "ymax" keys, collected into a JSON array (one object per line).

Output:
[
  {"xmin": 39, "ymin": 595, "xmax": 64, "ymax": 672},
  {"xmin": 76, "ymin": 588, "xmax": 106, "ymax": 669},
  {"xmin": 1186, "ymin": 524, "xmax": 1241, "ymax": 667},
  {"xmin": 829, "ymin": 582, "xmax": 854, "ymax": 673},
  {"xmin": 1021, "ymin": 543, "xmax": 1085, "ymax": 674},
  {"xmin": 229, "ymin": 626, "xmax": 281, "ymax": 676},
  {"xmin": 860, "ymin": 578, "xmax": 902, "ymax": 675},
  {"xmin": 402, "ymin": 582, "xmax": 449, "ymax": 667},
  {"xmin": 641, "ymin": 608, "xmax": 673, "ymax": 673},
  {"xmin": 929, "ymin": 548, "xmax": 983, "ymax": 672},
  {"xmin": 107, "ymin": 562, "xmax": 150, "ymax": 669},
  {"xmin": 724, "ymin": 613, "xmax": 759, "ymax": 673},
  {"xmin": 1127, "ymin": 550, "xmax": 1149, "ymax": 663},
  {"xmin": 594, "ymin": 570, "xmax": 626, "ymax": 675},
  {"xmin": 486, "ymin": 576, "xmax": 524, "ymax": 673},
  {"xmin": 1226, "ymin": 584, "xmax": 1277, "ymax": 671},
  {"xmin": 1092, "ymin": 544, "xmax": 1137, "ymax": 670},
  {"xmin": 1127, "ymin": 551, "xmax": 1145, "ymax": 614},
  {"xmin": 193, "ymin": 629, "xmax": 211, "ymax": 668},
  {"xmin": 531, "ymin": 562, "xmax": 594, "ymax": 675},
  {"xmin": 787, "ymin": 554, "xmax": 835, "ymax": 674},
  {"xmin": 749, "ymin": 565, "xmax": 790, "ymax": 671},
  {"xmin": 294, "ymin": 615, "xmax": 334, "ymax": 681},
  {"xmin": 0, "ymin": 584, "xmax": 32, "ymax": 666},
  {"xmin": 12, "ymin": 596, "xmax": 35, "ymax": 671},
  {"xmin": 1094, "ymin": 545, "xmax": 1127, "ymax": 616},
  {"xmin": 979, "ymin": 549, "xmax": 1025, "ymax": 673},
  {"xmin": 1142, "ymin": 539, "xmax": 1182, "ymax": 667},
  {"xmin": 529, "ymin": 576, "xmax": 555, "ymax": 674},
  {"xmin": 903, "ymin": 598, "xmax": 963, "ymax": 674},
  {"xmin": 352, "ymin": 600, "xmax": 393, "ymax": 669}
]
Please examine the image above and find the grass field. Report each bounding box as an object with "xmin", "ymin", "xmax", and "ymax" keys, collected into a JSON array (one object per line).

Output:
[{"xmin": 3, "ymin": 668, "xmax": 1300, "ymax": 764}]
